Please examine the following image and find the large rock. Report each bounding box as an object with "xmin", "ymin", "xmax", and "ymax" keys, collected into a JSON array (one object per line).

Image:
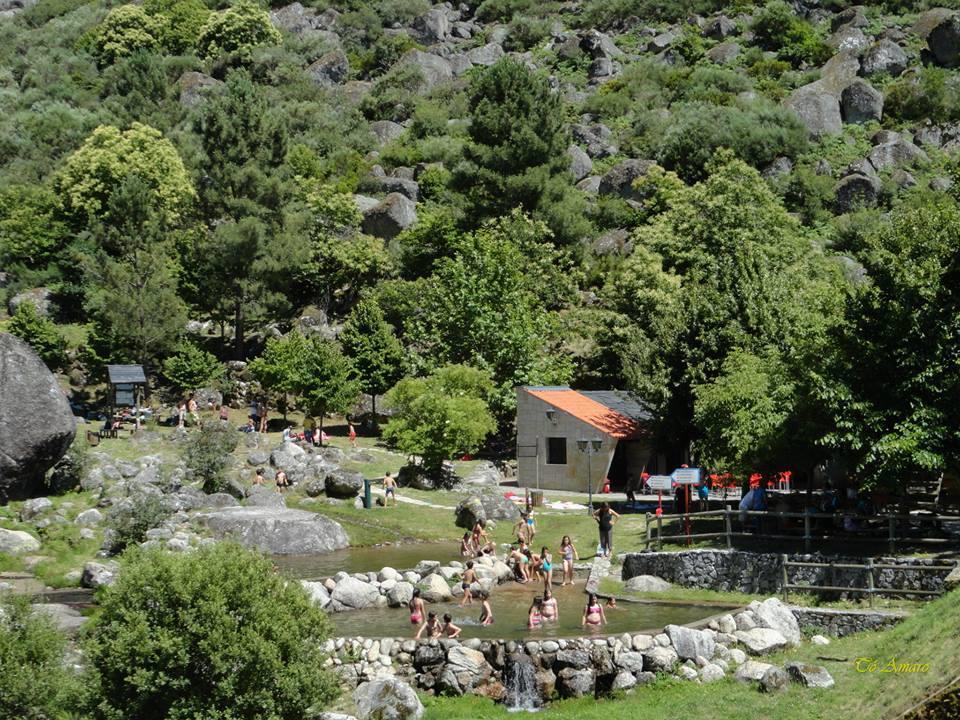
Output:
[
  {"xmin": 750, "ymin": 598, "xmax": 801, "ymax": 646},
  {"xmin": 734, "ymin": 628, "xmax": 789, "ymax": 655},
  {"xmin": 8, "ymin": 287, "xmax": 53, "ymax": 317},
  {"xmin": 370, "ymin": 120, "xmax": 405, "ymax": 146},
  {"xmin": 786, "ymin": 662, "xmax": 835, "ymax": 689},
  {"xmin": 194, "ymin": 507, "xmax": 349, "ymax": 554},
  {"xmin": 786, "ymin": 90, "xmax": 842, "ymax": 138},
  {"xmin": 860, "ymin": 40, "xmax": 908, "ymax": 78},
  {"xmin": 19, "ymin": 496, "xmax": 52, "ymax": 521},
  {"xmin": 641, "ymin": 645, "xmax": 678, "ymax": 672},
  {"xmin": 735, "ymin": 660, "xmax": 773, "ymax": 682},
  {"xmin": 331, "ymin": 576, "xmax": 380, "ymax": 610},
  {"xmin": 834, "ymin": 173, "xmax": 881, "ymax": 213},
  {"xmin": 760, "ymin": 665, "xmax": 790, "ymax": 693},
  {"xmin": 81, "ymin": 561, "xmax": 118, "ymax": 588},
  {"xmin": 32, "ymin": 603, "xmax": 87, "ymax": 634},
  {"xmin": 446, "ymin": 645, "xmax": 491, "ymax": 689},
  {"xmin": 928, "ymin": 13, "xmax": 960, "ymax": 68},
  {"xmin": 0, "ymin": 528, "xmax": 41, "ymax": 554},
  {"xmin": 417, "ymin": 572, "xmax": 452, "ymax": 602},
  {"xmin": 354, "ymin": 678, "xmax": 424, "ymax": 720},
  {"xmin": 945, "ymin": 565, "xmax": 960, "ymax": 590},
  {"xmin": 828, "ymin": 26, "xmax": 870, "ymax": 54},
  {"xmin": 398, "ymin": 50, "xmax": 453, "ymax": 92},
  {"xmin": 454, "ymin": 492, "xmax": 519, "ymax": 529},
  {"xmin": 568, "ymin": 145, "xmax": 593, "ymax": 182},
  {"xmin": 625, "ymin": 575, "xmax": 671, "ymax": 592},
  {"xmin": 387, "ymin": 580, "xmax": 415, "ymax": 607},
  {"xmin": 556, "ymin": 667, "xmax": 595, "ymax": 698},
  {"xmin": 598, "ymin": 159, "xmax": 654, "ymax": 200},
  {"xmin": 362, "ymin": 193, "xmax": 417, "ymax": 239},
  {"xmin": 867, "ymin": 139, "xmax": 927, "ymax": 171},
  {"xmin": 0, "ymin": 334, "xmax": 77, "ymax": 501},
  {"xmin": 325, "ymin": 468, "xmax": 364, "ymax": 498},
  {"xmin": 178, "ymin": 72, "xmax": 222, "ymax": 108},
  {"xmin": 466, "ymin": 43, "xmax": 504, "ymax": 66},
  {"xmin": 460, "ymin": 461, "xmax": 503, "ymax": 487},
  {"xmin": 412, "ymin": 8, "xmax": 448, "ymax": 43},
  {"xmin": 841, "ymin": 80, "xmax": 883, "ymax": 124},
  {"xmin": 666, "ymin": 624, "xmax": 715, "ymax": 661},
  {"xmin": 308, "ymin": 49, "xmax": 349, "ymax": 86}
]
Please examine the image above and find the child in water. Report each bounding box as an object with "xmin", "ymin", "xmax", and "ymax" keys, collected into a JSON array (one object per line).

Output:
[
  {"xmin": 441, "ymin": 613, "xmax": 462, "ymax": 638},
  {"xmin": 415, "ymin": 611, "xmax": 441, "ymax": 639},
  {"xmin": 479, "ymin": 591, "xmax": 494, "ymax": 626}
]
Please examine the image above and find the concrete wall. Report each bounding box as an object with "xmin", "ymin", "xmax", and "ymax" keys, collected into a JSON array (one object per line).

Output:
[
  {"xmin": 621, "ymin": 549, "xmax": 955, "ymax": 597},
  {"xmin": 516, "ymin": 390, "xmax": 617, "ymax": 492}
]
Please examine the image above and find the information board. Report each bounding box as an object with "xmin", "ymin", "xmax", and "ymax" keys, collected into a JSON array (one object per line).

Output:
[
  {"xmin": 671, "ymin": 467, "xmax": 702, "ymax": 485},
  {"xmin": 646, "ymin": 475, "xmax": 673, "ymax": 492}
]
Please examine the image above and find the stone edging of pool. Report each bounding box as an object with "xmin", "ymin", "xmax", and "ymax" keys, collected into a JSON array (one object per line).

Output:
[{"xmin": 323, "ymin": 598, "xmax": 910, "ymax": 700}]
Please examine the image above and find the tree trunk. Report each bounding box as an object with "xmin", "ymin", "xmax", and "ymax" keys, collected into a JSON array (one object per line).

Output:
[
  {"xmin": 371, "ymin": 394, "xmax": 378, "ymax": 431},
  {"xmin": 234, "ymin": 301, "xmax": 245, "ymax": 360}
]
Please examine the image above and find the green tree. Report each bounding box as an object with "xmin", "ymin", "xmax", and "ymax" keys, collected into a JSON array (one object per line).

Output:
[
  {"xmin": 248, "ymin": 331, "xmax": 312, "ymax": 415},
  {"xmin": 55, "ymin": 123, "xmax": 195, "ymax": 230},
  {"xmin": 409, "ymin": 211, "xmax": 574, "ymax": 418},
  {"xmin": 84, "ymin": 544, "xmax": 338, "ymax": 720},
  {"xmin": 383, "ymin": 364, "xmax": 497, "ymax": 473},
  {"xmin": 627, "ymin": 152, "xmax": 843, "ymax": 459},
  {"xmin": 340, "ymin": 298, "xmax": 405, "ymax": 421},
  {"xmin": 693, "ymin": 350, "xmax": 796, "ymax": 477},
  {"xmin": 84, "ymin": 175, "xmax": 188, "ymax": 366},
  {"xmin": 818, "ymin": 196, "xmax": 960, "ymax": 489},
  {"xmin": 301, "ymin": 338, "xmax": 361, "ymax": 432},
  {"xmin": 143, "ymin": 0, "xmax": 210, "ymax": 54},
  {"xmin": 0, "ymin": 594, "xmax": 82, "ymax": 720},
  {"xmin": 196, "ymin": 0, "xmax": 282, "ymax": 62},
  {"xmin": 7, "ymin": 301, "xmax": 67, "ymax": 369},
  {"xmin": 88, "ymin": 5, "xmax": 162, "ymax": 66},
  {"xmin": 0, "ymin": 185, "xmax": 68, "ymax": 268},
  {"xmin": 162, "ymin": 341, "xmax": 224, "ymax": 391},
  {"xmin": 452, "ymin": 57, "xmax": 589, "ymax": 244},
  {"xmin": 183, "ymin": 423, "xmax": 239, "ymax": 494}
]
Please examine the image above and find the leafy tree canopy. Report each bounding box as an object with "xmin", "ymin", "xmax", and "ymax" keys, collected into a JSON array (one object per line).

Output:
[
  {"xmin": 383, "ymin": 364, "xmax": 497, "ymax": 472},
  {"xmin": 196, "ymin": 0, "xmax": 282, "ymax": 62},
  {"xmin": 162, "ymin": 340, "xmax": 224, "ymax": 391},
  {"xmin": 55, "ymin": 123, "xmax": 195, "ymax": 229},
  {"xmin": 84, "ymin": 544, "xmax": 338, "ymax": 720}
]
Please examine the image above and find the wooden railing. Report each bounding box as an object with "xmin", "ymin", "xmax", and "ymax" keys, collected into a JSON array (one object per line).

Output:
[{"xmin": 643, "ymin": 508, "xmax": 960, "ymax": 554}]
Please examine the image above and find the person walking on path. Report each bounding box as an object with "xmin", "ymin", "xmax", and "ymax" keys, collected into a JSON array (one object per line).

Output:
[
  {"xmin": 593, "ymin": 502, "xmax": 620, "ymax": 558},
  {"xmin": 559, "ymin": 535, "xmax": 579, "ymax": 585},
  {"xmin": 383, "ymin": 472, "xmax": 398, "ymax": 506}
]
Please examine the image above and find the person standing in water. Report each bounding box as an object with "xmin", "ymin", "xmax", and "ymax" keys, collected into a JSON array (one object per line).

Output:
[
  {"xmin": 540, "ymin": 546, "xmax": 554, "ymax": 589},
  {"xmin": 459, "ymin": 561, "xmax": 477, "ymax": 606},
  {"xmin": 479, "ymin": 591, "xmax": 494, "ymax": 626},
  {"xmin": 541, "ymin": 587, "xmax": 559, "ymax": 622},
  {"xmin": 527, "ymin": 596, "xmax": 544, "ymax": 629},
  {"xmin": 408, "ymin": 588, "xmax": 425, "ymax": 626},
  {"xmin": 559, "ymin": 535, "xmax": 579, "ymax": 585},
  {"xmin": 582, "ymin": 592, "xmax": 607, "ymax": 628},
  {"xmin": 441, "ymin": 613, "xmax": 462, "ymax": 638}
]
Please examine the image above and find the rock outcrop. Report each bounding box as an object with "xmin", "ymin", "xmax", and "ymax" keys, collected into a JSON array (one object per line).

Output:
[
  {"xmin": 0, "ymin": 333, "xmax": 76, "ymax": 500},
  {"xmin": 194, "ymin": 507, "xmax": 349, "ymax": 554}
]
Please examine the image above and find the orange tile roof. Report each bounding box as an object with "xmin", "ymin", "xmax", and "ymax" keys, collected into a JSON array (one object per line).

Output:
[{"xmin": 527, "ymin": 389, "xmax": 644, "ymax": 439}]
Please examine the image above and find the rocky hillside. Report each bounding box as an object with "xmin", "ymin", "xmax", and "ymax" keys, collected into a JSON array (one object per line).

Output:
[{"xmin": 3, "ymin": 0, "xmax": 960, "ymax": 486}]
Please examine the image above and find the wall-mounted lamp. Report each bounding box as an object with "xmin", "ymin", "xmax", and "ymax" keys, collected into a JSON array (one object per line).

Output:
[{"xmin": 545, "ymin": 409, "xmax": 557, "ymax": 423}]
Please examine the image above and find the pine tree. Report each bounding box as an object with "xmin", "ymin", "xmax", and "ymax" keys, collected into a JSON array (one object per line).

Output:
[{"xmin": 340, "ymin": 299, "xmax": 405, "ymax": 424}]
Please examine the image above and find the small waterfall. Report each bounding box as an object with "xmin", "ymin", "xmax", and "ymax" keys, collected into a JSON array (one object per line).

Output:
[{"xmin": 504, "ymin": 653, "xmax": 541, "ymax": 713}]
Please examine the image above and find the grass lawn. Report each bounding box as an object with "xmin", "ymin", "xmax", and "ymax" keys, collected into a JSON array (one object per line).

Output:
[{"xmin": 419, "ymin": 587, "xmax": 960, "ymax": 720}]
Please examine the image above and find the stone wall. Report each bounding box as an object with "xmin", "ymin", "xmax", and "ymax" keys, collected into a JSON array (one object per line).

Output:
[
  {"xmin": 791, "ymin": 607, "xmax": 906, "ymax": 637},
  {"xmin": 621, "ymin": 549, "xmax": 955, "ymax": 597},
  {"xmin": 322, "ymin": 597, "xmax": 828, "ymax": 701}
]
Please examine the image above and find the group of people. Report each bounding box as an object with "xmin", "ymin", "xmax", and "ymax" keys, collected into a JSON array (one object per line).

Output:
[
  {"xmin": 253, "ymin": 467, "xmax": 290, "ymax": 493},
  {"xmin": 528, "ymin": 591, "xmax": 611, "ymax": 630}
]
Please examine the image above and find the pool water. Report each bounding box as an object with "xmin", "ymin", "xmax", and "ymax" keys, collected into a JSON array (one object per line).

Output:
[
  {"xmin": 273, "ymin": 542, "xmax": 461, "ymax": 579},
  {"xmin": 330, "ymin": 582, "xmax": 730, "ymax": 640}
]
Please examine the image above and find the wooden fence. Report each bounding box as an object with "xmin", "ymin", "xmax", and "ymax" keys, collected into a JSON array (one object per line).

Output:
[{"xmin": 643, "ymin": 508, "xmax": 960, "ymax": 554}]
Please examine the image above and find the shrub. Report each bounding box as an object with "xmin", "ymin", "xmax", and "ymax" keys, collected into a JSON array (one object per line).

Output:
[
  {"xmin": 143, "ymin": 0, "xmax": 211, "ymax": 54},
  {"xmin": 105, "ymin": 493, "xmax": 171, "ymax": 553},
  {"xmin": 0, "ymin": 185, "xmax": 68, "ymax": 269},
  {"xmin": 183, "ymin": 422, "xmax": 239, "ymax": 494},
  {"xmin": 7, "ymin": 302, "xmax": 68, "ymax": 369},
  {"xmin": 196, "ymin": 0, "xmax": 282, "ymax": 62},
  {"xmin": 162, "ymin": 341, "xmax": 224, "ymax": 392},
  {"xmin": 0, "ymin": 594, "xmax": 82, "ymax": 720},
  {"xmin": 84, "ymin": 544, "xmax": 338, "ymax": 720},
  {"xmin": 88, "ymin": 5, "xmax": 163, "ymax": 66},
  {"xmin": 751, "ymin": 0, "xmax": 831, "ymax": 67},
  {"xmin": 652, "ymin": 99, "xmax": 808, "ymax": 182},
  {"xmin": 884, "ymin": 67, "xmax": 960, "ymax": 124}
]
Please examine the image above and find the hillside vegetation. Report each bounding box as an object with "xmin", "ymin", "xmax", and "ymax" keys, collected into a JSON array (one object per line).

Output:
[{"xmin": 3, "ymin": 0, "xmax": 960, "ymax": 486}]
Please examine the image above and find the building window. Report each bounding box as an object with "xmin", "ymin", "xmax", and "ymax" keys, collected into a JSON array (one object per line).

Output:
[{"xmin": 546, "ymin": 437, "xmax": 567, "ymax": 465}]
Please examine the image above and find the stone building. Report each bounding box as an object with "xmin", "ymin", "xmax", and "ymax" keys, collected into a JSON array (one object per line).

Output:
[{"xmin": 515, "ymin": 386, "xmax": 660, "ymax": 493}]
